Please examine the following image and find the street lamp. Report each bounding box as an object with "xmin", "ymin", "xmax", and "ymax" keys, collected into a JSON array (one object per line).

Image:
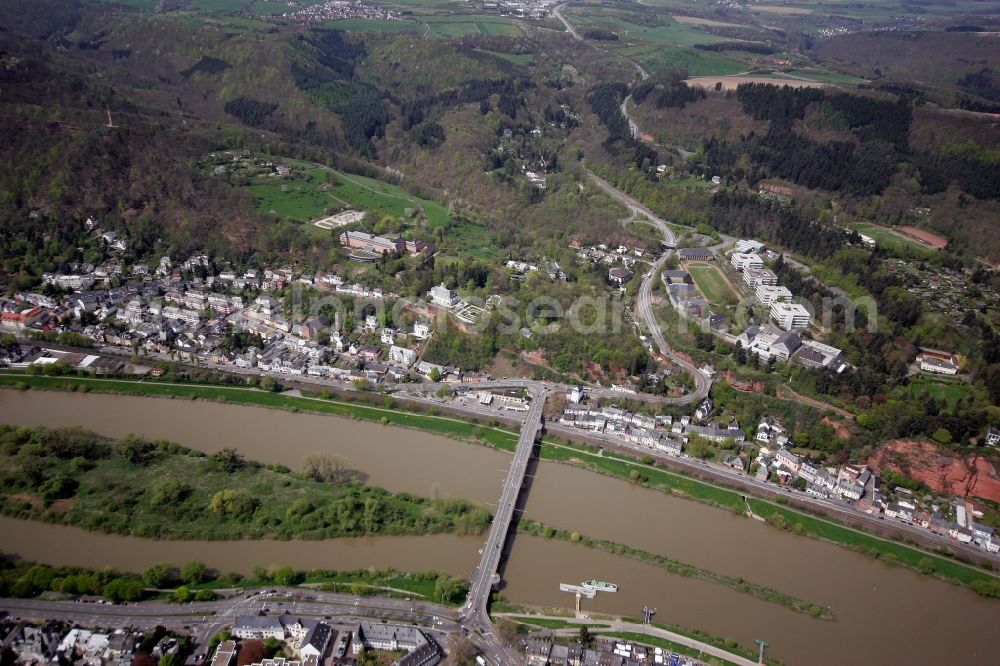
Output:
[{"xmin": 754, "ymin": 639, "xmax": 768, "ymax": 665}]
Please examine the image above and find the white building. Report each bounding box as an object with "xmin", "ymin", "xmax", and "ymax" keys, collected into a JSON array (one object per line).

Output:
[
  {"xmin": 731, "ymin": 252, "xmax": 764, "ymax": 271},
  {"xmin": 412, "ymin": 321, "xmax": 431, "ymax": 339},
  {"xmin": 918, "ymin": 354, "xmax": 958, "ymax": 375},
  {"xmin": 743, "ymin": 267, "xmax": 778, "ymax": 288},
  {"xmin": 734, "ymin": 239, "xmax": 766, "ymax": 254},
  {"xmin": 755, "ymin": 284, "xmax": 793, "ymax": 304},
  {"xmin": 380, "ymin": 328, "xmax": 396, "ymax": 345},
  {"xmin": 389, "ymin": 345, "xmax": 418, "ymax": 367},
  {"xmin": 429, "ymin": 283, "xmax": 459, "ymax": 308},
  {"xmin": 770, "ymin": 302, "xmax": 811, "ymax": 330}
]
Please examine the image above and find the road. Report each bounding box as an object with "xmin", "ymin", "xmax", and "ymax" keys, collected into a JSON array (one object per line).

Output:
[
  {"xmin": 0, "ymin": 589, "xmax": 480, "ymax": 656},
  {"xmin": 585, "ymin": 170, "xmax": 712, "ymax": 405},
  {"xmin": 553, "ymin": 4, "xmax": 581, "ymax": 40},
  {"xmin": 462, "ymin": 392, "xmax": 548, "ymax": 664},
  {"xmin": 498, "ymin": 614, "xmax": 758, "ymax": 666}
]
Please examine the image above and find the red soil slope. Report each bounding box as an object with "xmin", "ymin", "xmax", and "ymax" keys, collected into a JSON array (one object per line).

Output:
[{"xmin": 868, "ymin": 439, "xmax": 1000, "ymax": 502}]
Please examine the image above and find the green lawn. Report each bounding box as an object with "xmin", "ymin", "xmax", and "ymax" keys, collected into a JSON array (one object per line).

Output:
[
  {"xmin": 569, "ymin": 14, "xmax": 727, "ymax": 47},
  {"xmin": 507, "ymin": 616, "xmax": 609, "ymax": 629},
  {"xmin": 423, "ymin": 15, "xmax": 520, "ymax": 38},
  {"xmin": 622, "ymin": 45, "xmax": 746, "ymax": 77},
  {"xmin": 686, "ymin": 263, "xmax": 738, "ymax": 306},
  {"xmin": 475, "ymin": 49, "xmax": 535, "ymax": 65},
  {"xmin": 894, "ymin": 376, "xmax": 980, "ymax": 409},
  {"xmin": 850, "ymin": 222, "xmax": 936, "ymax": 256},
  {"xmin": 246, "ymin": 159, "xmax": 450, "ymax": 228}
]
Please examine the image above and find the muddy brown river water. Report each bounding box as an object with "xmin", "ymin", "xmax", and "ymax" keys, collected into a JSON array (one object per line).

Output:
[{"xmin": 1, "ymin": 390, "xmax": 998, "ymax": 665}]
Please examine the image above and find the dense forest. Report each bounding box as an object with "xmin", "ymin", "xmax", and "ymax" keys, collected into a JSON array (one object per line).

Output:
[{"xmin": 697, "ymin": 83, "xmax": 1000, "ymax": 200}]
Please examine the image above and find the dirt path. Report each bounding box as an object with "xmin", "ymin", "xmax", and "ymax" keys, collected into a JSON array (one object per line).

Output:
[{"xmin": 778, "ymin": 384, "xmax": 854, "ymax": 420}]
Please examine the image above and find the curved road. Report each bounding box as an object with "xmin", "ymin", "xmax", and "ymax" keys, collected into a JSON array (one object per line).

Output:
[{"xmin": 586, "ymin": 170, "xmax": 712, "ymax": 404}]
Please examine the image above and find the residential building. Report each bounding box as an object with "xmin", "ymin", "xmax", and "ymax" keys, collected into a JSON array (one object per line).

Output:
[
  {"xmin": 412, "ymin": 321, "xmax": 431, "ymax": 339},
  {"xmin": 608, "ymin": 266, "xmax": 634, "ymax": 285},
  {"xmin": 775, "ymin": 448, "xmax": 801, "ymax": 473},
  {"xmin": 389, "ymin": 345, "xmax": 417, "ymax": 367},
  {"xmin": 232, "ymin": 616, "xmax": 285, "ymax": 640},
  {"xmin": 211, "ymin": 641, "xmax": 237, "ymax": 666},
  {"xmin": 429, "ymin": 283, "xmax": 459, "ymax": 308},
  {"xmin": 918, "ymin": 352, "xmax": 959, "ymax": 375},
  {"xmin": 770, "ymin": 302, "xmax": 811, "ymax": 330}
]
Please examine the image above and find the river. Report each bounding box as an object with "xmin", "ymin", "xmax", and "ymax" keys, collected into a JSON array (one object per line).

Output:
[{"xmin": 1, "ymin": 390, "xmax": 998, "ymax": 664}]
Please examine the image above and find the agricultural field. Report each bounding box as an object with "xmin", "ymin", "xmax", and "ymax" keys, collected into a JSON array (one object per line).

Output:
[
  {"xmin": 620, "ymin": 45, "xmax": 746, "ymax": 77},
  {"xmin": 475, "ymin": 49, "xmax": 535, "ymax": 65},
  {"xmin": 323, "ymin": 18, "xmax": 423, "ymax": 33},
  {"xmin": 567, "ymin": 13, "xmax": 728, "ymax": 47},
  {"xmin": 242, "ymin": 160, "xmax": 450, "ymax": 228},
  {"xmin": 422, "ymin": 14, "xmax": 521, "ymax": 38},
  {"xmin": 685, "ymin": 262, "xmax": 739, "ymax": 306}
]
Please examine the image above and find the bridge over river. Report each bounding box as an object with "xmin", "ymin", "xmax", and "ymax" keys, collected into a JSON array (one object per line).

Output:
[{"xmin": 460, "ymin": 390, "xmax": 548, "ymax": 664}]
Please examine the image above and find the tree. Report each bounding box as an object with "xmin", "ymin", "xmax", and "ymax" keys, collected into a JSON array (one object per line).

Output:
[
  {"xmin": 117, "ymin": 434, "xmax": 156, "ymax": 465},
  {"xmin": 268, "ymin": 565, "xmax": 298, "ymax": 585},
  {"xmin": 172, "ymin": 586, "xmax": 192, "ymax": 603},
  {"xmin": 433, "ymin": 575, "xmax": 468, "ymax": 604},
  {"xmin": 142, "ymin": 563, "xmax": 176, "ymax": 589},
  {"xmin": 213, "ymin": 448, "xmax": 244, "ymax": 472},
  {"xmin": 303, "ymin": 453, "xmax": 346, "ymax": 483},
  {"xmin": 180, "ymin": 561, "xmax": 209, "ymax": 585},
  {"xmin": 209, "ymin": 489, "xmax": 258, "ymax": 517},
  {"xmin": 159, "ymin": 654, "xmax": 183, "ymax": 666},
  {"xmin": 102, "ymin": 578, "xmax": 145, "ymax": 602},
  {"xmin": 579, "ymin": 625, "xmax": 592, "ymax": 647},
  {"xmin": 259, "ymin": 375, "xmax": 277, "ymax": 392}
]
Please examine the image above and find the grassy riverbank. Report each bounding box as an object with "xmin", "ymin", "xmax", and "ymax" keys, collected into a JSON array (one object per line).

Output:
[
  {"xmin": 0, "ymin": 553, "xmax": 468, "ymax": 605},
  {"xmin": 518, "ymin": 520, "xmax": 834, "ymax": 620},
  {"xmin": 0, "ymin": 424, "xmax": 490, "ymax": 540},
  {"xmin": 2, "ymin": 373, "xmax": 997, "ymax": 595}
]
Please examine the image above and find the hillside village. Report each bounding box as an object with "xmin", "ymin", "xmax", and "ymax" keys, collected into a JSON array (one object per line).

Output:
[{"xmin": 2, "ymin": 222, "xmax": 998, "ymax": 560}]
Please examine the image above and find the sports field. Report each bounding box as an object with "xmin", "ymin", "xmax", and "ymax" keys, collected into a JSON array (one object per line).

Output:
[
  {"xmin": 851, "ymin": 222, "xmax": 937, "ymax": 255},
  {"xmin": 686, "ymin": 262, "xmax": 739, "ymax": 306}
]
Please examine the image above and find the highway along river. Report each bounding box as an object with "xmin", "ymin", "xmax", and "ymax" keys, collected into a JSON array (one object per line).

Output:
[{"xmin": 1, "ymin": 390, "xmax": 998, "ymax": 665}]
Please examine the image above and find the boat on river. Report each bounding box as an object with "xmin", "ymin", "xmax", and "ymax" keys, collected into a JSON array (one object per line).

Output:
[{"xmin": 581, "ymin": 580, "xmax": 618, "ymax": 593}]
